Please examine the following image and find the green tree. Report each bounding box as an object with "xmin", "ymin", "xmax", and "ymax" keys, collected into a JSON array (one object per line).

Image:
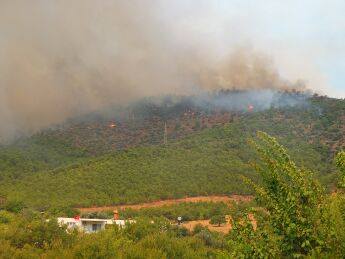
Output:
[
  {"xmin": 335, "ymin": 151, "xmax": 345, "ymax": 188},
  {"xmin": 3, "ymin": 199, "xmax": 25, "ymax": 213},
  {"xmin": 242, "ymin": 131, "xmax": 329, "ymax": 256},
  {"xmin": 228, "ymin": 214, "xmax": 281, "ymax": 258},
  {"xmin": 209, "ymin": 215, "xmax": 226, "ymax": 227}
]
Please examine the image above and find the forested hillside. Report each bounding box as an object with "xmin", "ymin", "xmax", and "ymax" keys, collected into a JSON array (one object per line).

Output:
[
  {"xmin": 0, "ymin": 135, "xmax": 89, "ymax": 181},
  {"xmin": 0, "ymin": 93, "xmax": 343, "ymax": 210}
]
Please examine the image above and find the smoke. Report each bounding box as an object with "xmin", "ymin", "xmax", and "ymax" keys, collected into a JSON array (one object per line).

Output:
[
  {"xmin": 197, "ymin": 89, "xmax": 309, "ymax": 111},
  {"xmin": 0, "ymin": 1, "xmax": 308, "ymax": 141},
  {"xmin": 195, "ymin": 48, "xmax": 306, "ymax": 91}
]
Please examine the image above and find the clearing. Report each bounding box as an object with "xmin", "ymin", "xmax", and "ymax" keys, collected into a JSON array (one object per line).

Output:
[
  {"xmin": 181, "ymin": 213, "xmax": 256, "ymax": 233},
  {"xmin": 181, "ymin": 219, "xmax": 232, "ymax": 233}
]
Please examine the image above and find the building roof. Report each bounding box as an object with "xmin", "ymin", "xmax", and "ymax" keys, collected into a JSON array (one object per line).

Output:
[
  {"xmin": 57, "ymin": 217, "xmax": 108, "ymax": 223},
  {"xmin": 80, "ymin": 218, "xmax": 109, "ymax": 222},
  {"xmin": 57, "ymin": 217, "xmax": 130, "ymax": 225}
]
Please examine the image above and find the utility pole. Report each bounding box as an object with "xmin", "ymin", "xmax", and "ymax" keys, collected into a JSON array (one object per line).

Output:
[{"xmin": 164, "ymin": 122, "xmax": 168, "ymax": 145}]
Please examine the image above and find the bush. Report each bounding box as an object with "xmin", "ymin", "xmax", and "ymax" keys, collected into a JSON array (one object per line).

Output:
[
  {"xmin": 0, "ymin": 210, "xmax": 14, "ymax": 224},
  {"xmin": 209, "ymin": 215, "xmax": 226, "ymax": 227},
  {"xmin": 3, "ymin": 200, "xmax": 25, "ymax": 213},
  {"xmin": 336, "ymin": 151, "xmax": 345, "ymax": 188}
]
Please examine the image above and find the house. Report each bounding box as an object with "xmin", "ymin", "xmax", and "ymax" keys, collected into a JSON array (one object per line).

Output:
[
  {"xmin": 57, "ymin": 210, "xmax": 133, "ymax": 233},
  {"xmin": 57, "ymin": 217, "xmax": 129, "ymax": 233}
]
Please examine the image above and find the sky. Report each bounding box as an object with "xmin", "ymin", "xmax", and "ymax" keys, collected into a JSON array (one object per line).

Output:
[
  {"xmin": 221, "ymin": 0, "xmax": 345, "ymax": 97},
  {"xmin": 169, "ymin": 0, "xmax": 345, "ymax": 97}
]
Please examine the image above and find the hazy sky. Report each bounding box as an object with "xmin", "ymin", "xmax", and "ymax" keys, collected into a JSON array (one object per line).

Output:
[{"xmin": 172, "ymin": 0, "xmax": 345, "ymax": 97}]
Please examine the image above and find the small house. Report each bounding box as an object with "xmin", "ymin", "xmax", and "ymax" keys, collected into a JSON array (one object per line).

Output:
[{"xmin": 57, "ymin": 210, "xmax": 133, "ymax": 233}]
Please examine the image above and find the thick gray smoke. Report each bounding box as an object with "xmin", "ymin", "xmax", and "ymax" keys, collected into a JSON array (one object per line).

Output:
[{"xmin": 0, "ymin": 0, "xmax": 306, "ymax": 141}]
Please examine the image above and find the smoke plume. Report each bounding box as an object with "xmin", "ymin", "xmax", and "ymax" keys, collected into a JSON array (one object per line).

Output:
[{"xmin": 0, "ymin": 0, "xmax": 307, "ymax": 141}]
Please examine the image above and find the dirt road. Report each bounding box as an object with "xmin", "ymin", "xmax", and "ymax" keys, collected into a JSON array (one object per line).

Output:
[{"xmin": 78, "ymin": 195, "xmax": 253, "ymax": 213}]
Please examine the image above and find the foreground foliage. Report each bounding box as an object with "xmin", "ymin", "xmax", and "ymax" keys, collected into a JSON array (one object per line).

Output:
[
  {"xmin": 336, "ymin": 151, "xmax": 345, "ymax": 188},
  {"xmin": 243, "ymin": 133, "xmax": 325, "ymax": 256},
  {"xmin": 229, "ymin": 133, "xmax": 345, "ymax": 258}
]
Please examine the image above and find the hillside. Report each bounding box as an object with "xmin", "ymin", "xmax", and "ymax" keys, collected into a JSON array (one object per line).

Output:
[
  {"xmin": 37, "ymin": 94, "xmax": 345, "ymax": 155},
  {"xmin": 0, "ymin": 93, "xmax": 343, "ymax": 210},
  {"xmin": 0, "ymin": 135, "xmax": 89, "ymax": 181}
]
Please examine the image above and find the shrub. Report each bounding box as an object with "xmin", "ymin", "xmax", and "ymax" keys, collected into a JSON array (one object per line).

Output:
[{"xmin": 209, "ymin": 215, "xmax": 226, "ymax": 227}]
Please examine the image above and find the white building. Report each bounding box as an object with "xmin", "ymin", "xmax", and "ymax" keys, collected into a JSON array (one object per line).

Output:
[{"xmin": 57, "ymin": 217, "xmax": 131, "ymax": 233}]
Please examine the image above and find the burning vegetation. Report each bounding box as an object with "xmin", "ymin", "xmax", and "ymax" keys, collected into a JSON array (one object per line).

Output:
[{"xmin": 25, "ymin": 89, "xmax": 343, "ymax": 157}]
